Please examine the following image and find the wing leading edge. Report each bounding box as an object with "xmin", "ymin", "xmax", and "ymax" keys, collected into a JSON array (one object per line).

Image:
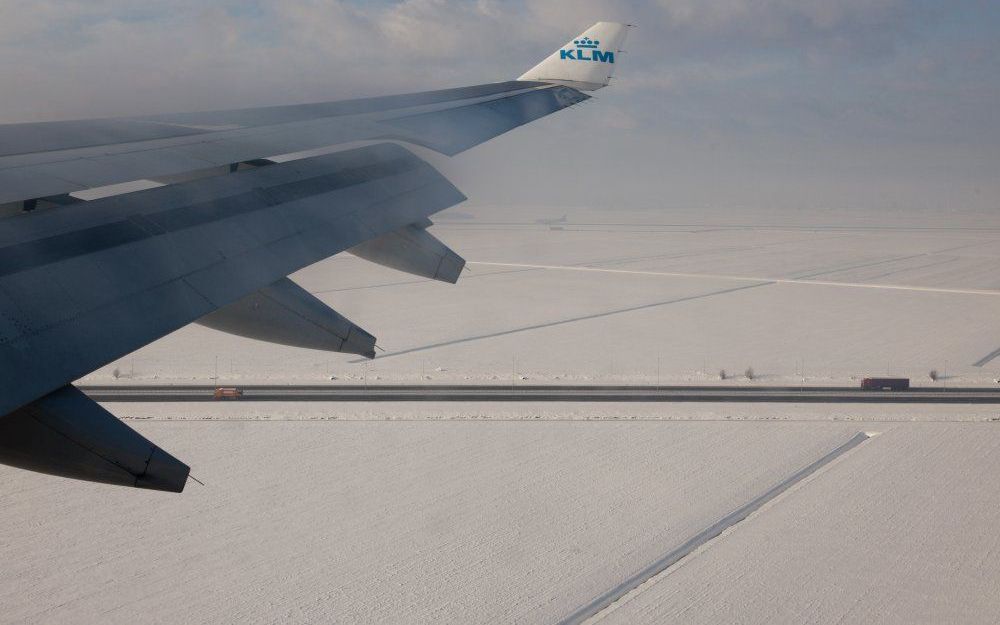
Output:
[{"xmin": 0, "ymin": 83, "xmax": 585, "ymax": 207}]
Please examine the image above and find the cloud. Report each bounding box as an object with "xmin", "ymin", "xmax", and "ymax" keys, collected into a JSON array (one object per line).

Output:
[
  {"xmin": 655, "ymin": 0, "xmax": 907, "ymax": 38},
  {"xmin": 0, "ymin": 0, "xmax": 934, "ymax": 119},
  {"xmin": 0, "ymin": 0, "xmax": 996, "ymax": 210}
]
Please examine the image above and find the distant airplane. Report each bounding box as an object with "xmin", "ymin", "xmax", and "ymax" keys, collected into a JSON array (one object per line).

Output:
[{"xmin": 0, "ymin": 22, "xmax": 629, "ymax": 491}]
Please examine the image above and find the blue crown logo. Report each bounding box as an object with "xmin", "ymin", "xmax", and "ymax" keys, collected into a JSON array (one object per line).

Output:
[{"xmin": 559, "ymin": 34, "xmax": 615, "ymax": 64}]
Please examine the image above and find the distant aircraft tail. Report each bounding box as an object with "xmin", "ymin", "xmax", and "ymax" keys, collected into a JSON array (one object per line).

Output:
[{"xmin": 518, "ymin": 22, "xmax": 630, "ymax": 91}]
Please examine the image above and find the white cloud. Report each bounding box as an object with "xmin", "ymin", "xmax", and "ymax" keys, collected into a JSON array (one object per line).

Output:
[{"xmin": 0, "ymin": 0, "xmax": 996, "ymax": 211}]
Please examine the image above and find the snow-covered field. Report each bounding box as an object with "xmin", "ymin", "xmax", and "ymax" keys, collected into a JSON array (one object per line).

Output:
[
  {"xmin": 2, "ymin": 410, "xmax": 999, "ymax": 624},
  {"xmin": 108, "ymin": 399, "xmax": 1000, "ymax": 423},
  {"xmin": 598, "ymin": 422, "xmax": 1000, "ymax": 625},
  {"xmin": 7, "ymin": 205, "xmax": 1000, "ymax": 623},
  {"xmin": 83, "ymin": 205, "xmax": 1000, "ymax": 386}
]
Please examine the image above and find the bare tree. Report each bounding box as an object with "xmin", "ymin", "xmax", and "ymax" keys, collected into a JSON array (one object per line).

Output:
[{"xmin": 745, "ymin": 367, "xmax": 755, "ymax": 381}]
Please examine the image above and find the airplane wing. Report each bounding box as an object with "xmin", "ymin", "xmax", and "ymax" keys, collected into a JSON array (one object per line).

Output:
[
  {"xmin": 0, "ymin": 82, "xmax": 587, "ymax": 206},
  {"xmin": 0, "ymin": 22, "xmax": 629, "ymax": 492}
]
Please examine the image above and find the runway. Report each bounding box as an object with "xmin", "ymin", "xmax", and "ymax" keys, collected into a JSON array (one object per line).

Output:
[{"xmin": 79, "ymin": 384, "xmax": 1000, "ymax": 404}]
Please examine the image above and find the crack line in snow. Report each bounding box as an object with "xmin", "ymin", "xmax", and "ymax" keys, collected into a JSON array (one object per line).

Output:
[
  {"xmin": 351, "ymin": 282, "xmax": 772, "ymax": 363},
  {"xmin": 469, "ymin": 262, "xmax": 1000, "ymax": 297},
  {"xmin": 558, "ymin": 431, "xmax": 874, "ymax": 625}
]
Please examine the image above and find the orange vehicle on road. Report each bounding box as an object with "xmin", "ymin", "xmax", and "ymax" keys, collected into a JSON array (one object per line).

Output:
[{"xmin": 213, "ymin": 387, "xmax": 243, "ymax": 400}]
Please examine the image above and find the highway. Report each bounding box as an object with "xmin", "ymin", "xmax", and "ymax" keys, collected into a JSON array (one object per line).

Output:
[{"xmin": 79, "ymin": 384, "xmax": 1000, "ymax": 404}]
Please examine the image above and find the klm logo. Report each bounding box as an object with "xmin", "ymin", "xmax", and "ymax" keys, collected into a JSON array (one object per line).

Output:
[{"xmin": 560, "ymin": 36, "xmax": 614, "ymax": 63}]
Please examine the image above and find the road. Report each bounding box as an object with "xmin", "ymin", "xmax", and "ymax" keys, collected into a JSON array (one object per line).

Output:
[{"xmin": 79, "ymin": 384, "xmax": 1000, "ymax": 404}]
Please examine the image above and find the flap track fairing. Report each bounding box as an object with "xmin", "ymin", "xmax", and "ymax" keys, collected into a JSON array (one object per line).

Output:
[
  {"xmin": 349, "ymin": 223, "xmax": 465, "ymax": 284},
  {"xmin": 196, "ymin": 277, "xmax": 376, "ymax": 358}
]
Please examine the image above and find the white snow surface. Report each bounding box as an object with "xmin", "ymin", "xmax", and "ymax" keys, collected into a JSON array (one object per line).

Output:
[
  {"xmin": 4, "ymin": 407, "xmax": 999, "ymax": 624},
  {"xmin": 108, "ymin": 400, "xmax": 1000, "ymax": 423},
  {"xmin": 597, "ymin": 423, "xmax": 1000, "ymax": 625},
  {"xmin": 83, "ymin": 205, "xmax": 1000, "ymax": 387},
  {"xmin": 1, "ymin": 418, "xmax": 861, "ymax": 624},
  {"xmin": 8, "ymin": 205, "xmax": 1000, "ymax": 623}
]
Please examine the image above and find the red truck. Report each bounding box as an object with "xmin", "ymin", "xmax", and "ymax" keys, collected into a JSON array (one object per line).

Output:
[
  {"xmin": 861, "ymin": 378, "xmax": 910, "ymax": 391},
  {"xmin": 213, "ymin": 387, "xmax": 243, "ymax": 400}
]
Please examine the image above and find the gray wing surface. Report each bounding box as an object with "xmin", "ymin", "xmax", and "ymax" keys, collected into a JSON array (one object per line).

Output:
[
  {"xmin": 0, "ymin": 143, "xmax": 464, "ymax": 418},
  {"xmin": 0, "ymin": 82, "xmax": 587, "ymax": 205},
  {"xmin": 0, "ymin": 76, "xmax": 594, "ymax": 492}
]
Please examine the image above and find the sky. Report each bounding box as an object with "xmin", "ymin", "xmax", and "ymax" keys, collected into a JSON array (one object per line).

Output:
[{"xmin": 0, "ymin": 0, "xmax": 998, "ymax": 212}]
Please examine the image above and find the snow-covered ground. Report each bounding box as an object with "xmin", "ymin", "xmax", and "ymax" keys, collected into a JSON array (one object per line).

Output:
[
  {"xmin": 3, "ymin": 409, "xmax": 999, "ymax": 624},
  {"xmin": 8, "ymin": 205, "xmax": 1000, "ymax": 623},
  {"xmin": 597, "ymin": 422, "xmax": 1000, "ymax": 625},
  {"xmin": 83, "ymin": 205, "xmax": 1000, "ymax": 386},
  {"xmin": 108, "ymin": 399, "xmax": 1000, "ymax": 423}
]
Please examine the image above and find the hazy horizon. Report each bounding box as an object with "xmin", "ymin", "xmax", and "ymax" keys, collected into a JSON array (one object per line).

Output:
[{"xmin": 2, "ymin": 0, "xmax": 997, "ymax": 211}]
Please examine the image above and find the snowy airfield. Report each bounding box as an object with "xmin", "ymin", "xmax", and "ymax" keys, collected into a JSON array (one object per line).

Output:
[
  {"xmin": 3, "ymin": 411, "xmax": 1000, "ymax": 624},
  {"xmin": 4, "ymin": 205, "xmax": 1000, "ymax": 623},
  {"xmin": 85, "ymin": 204, "xmax": 1000, "ymax": 387}
]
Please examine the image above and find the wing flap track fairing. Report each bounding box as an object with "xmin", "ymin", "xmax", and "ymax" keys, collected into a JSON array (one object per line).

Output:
[
  {"xmin": 350, "ymin": 222, "xmax": 465, "ymax": 284},
  {"xmin": 196, "ymin": 277, "xmax": 377, "ymax": 358}
]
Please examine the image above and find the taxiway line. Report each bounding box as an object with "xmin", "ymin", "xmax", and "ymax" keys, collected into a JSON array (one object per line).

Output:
[{"xmin": 559, "ymin": 432, "xmax": 873, "ymax": 625}]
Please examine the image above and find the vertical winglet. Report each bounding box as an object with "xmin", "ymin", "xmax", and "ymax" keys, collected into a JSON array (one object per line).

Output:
[{"xmin": 518, "ymin": 22, "xmax": 630, "ymax": 91}]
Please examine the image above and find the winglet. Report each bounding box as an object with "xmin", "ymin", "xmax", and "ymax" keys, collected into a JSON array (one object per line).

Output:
[{"xmin": 518, "ymin": 22, "xmax": 630, "ymax": 91}]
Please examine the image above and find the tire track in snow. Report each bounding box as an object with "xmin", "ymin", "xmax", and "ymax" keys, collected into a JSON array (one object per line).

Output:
[
  {"xmin": 559, "ymin": 431, "xmax": 874, "ymax": 625},
  {"xmin": 349, "ymin": 281, "xmax": 772, "ymax": 363},
  {"xmin": 470, "ymin": 261, "xmax": 1000, "ymax": 297}
]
